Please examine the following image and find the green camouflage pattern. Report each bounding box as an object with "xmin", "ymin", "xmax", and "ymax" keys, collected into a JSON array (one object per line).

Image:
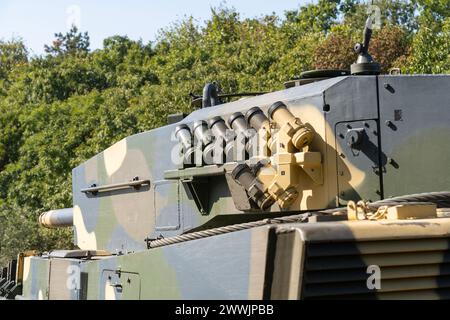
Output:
[
  {"xmin": 72, "ymin": 76, "xmax": 378, "ymax": 253},
  {"xmin": 22, "ymin": 216, "xmax": 450, "ymax": 299},
  {"xmin": 16, "ymin": 74, "xmax": 450, "ymax": 300}
]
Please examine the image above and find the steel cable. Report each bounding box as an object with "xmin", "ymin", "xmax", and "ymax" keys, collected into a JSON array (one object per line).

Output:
[
  {"xmin": 147, "ymin": 191, "xmax": 450, "ymax": 249},
  {"xmin": 147, "ymin": 213, "xmax": 311, "ymax": 248}
]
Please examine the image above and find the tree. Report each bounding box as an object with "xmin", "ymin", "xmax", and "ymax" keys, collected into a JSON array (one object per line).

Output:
[
  {"xmin": 312, "ymin": 25, "xmax": 356, "ymax": 70},
  {"xmin": 370, "ymin": 25, "xmax": 410, "ymax": 73},
  {"xmin": 44, "ymin": 25, "xmax": 90, "ymax": 56},
  {"xmin": 285, "ymin": 0, "xmax": 341, "ymax": 34},
  {"xmin": 341, "ymin": 0, "xmax": 418, "ymax": 32},
  {"xmin": 405, "ymin": 17, "xmax": 450, "ymax": 74},
  {"xmin": 0, "ymin": 39, "xmax": 28, "ymax": 81},
  {"xmin": 417, "ymin": 0, "xmax": 450, "ymax": 26}
]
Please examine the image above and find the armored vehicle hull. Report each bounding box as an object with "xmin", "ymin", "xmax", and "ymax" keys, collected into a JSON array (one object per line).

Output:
[{"xmin": 1, "ymin": 73, "xmax": 448, "ymax": 300}]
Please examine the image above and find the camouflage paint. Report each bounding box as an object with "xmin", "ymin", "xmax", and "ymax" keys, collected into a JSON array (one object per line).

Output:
[
  {"xmin": 18, "ymin": 74, "xmax": 450, "ymax": 300},
  {"xmin": 22, "ymin": 257, "xmax": 50, "ymax": 300},
  {"xmin": 80, "ymin": 226, "xmax": 269, "ymax": 300},
  {"xmin": 21, "ymin": 256, "xmax": 82, "ymax": 300},
  {"xmin": 73, "ymin": 76, "xmax": 380, "ymax": 253}
]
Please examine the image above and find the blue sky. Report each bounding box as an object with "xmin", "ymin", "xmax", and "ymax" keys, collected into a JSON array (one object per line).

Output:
[{"xmin": 0, "ymin": 0, "xmax": 310, "ymax": 55}]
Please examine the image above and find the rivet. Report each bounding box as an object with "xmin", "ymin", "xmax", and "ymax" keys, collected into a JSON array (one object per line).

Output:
[{"xmin": 384, "ymin": 83, "xmax": 395, "ymax": 93}]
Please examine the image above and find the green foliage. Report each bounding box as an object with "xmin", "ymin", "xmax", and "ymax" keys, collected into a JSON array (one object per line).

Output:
[
  {"xmin": 0, "ymin": 1, "xmax": 448, "ymax": 264},
  {"xmin": 341, "ymin": 0, "xmax": 418, "ymax": 31},
  {"xmin": 44, "ymin": 25, "xmax": 90, "ymax": 56},
  {"xmin": 405, "ymin": 17, "xmax": 450, "ymax": 73},
  {"xmin": 0, "ymin": 39, "xmax": 28, "ymax": 79},
  {"xmin": 0, "ymin": 203, "xmax": 72, "ymax": 266},
  {"xmin": 417, "ymin": 0, "xmax": 450, "ymax": 26},
  {"xmin": 286, "ymin": 0, "xmax": 341, "ymax": 34}
]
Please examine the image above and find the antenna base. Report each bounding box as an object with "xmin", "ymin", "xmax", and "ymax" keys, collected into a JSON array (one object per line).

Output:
[{"xmin": 351, "ymin": 62, "xmax": 381, "ymax": 75}]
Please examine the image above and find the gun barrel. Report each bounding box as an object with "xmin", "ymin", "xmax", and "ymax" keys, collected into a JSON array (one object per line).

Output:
[{"xmin": 39, "ymin": 208, "xmax": 73, "ymax": 228}]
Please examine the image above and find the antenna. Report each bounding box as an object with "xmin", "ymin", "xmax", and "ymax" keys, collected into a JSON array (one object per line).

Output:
[{"xmin": 350, "ymin": 17, "xmax": 381, "ymax": 75}]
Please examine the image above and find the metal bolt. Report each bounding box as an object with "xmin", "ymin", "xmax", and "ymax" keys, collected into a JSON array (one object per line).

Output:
[
  {"xmin": 340, "ymin": 153, "xmax": 345, "ymax": 158},
  {"xmin": 338, "ymin": 133, "xmax": 344, "ymax": 139},
  {"xmin": 346, "ymin": 124, "xmax": 352, "ymax": 129},
  {"xmin": 388, "ymin": 158, "xmax": 399, "ymax": 168},
  {"xmin": 363, "ymin": 121, "xmax": 370, "ymax": 128},
  {"xmin": 373, "ymin": 130, "xmax": 378, "ymax": 136},
  {"xmin": 384, "ymin": 83, "xmax": 395, "ymax": 93},
  {"xmin": 385, "ymin": 120, "xmax": 393, "ymax": 126}
]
